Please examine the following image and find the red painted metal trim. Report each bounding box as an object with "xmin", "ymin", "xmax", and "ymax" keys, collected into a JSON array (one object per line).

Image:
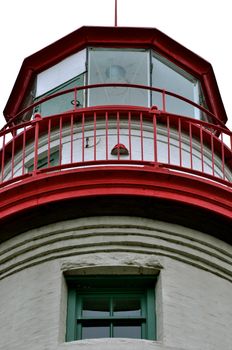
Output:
[
  {"xmin": 3, "ymin": 26, "xmax": 227, "ymax": 124},
  {"xmin": 105, "ymin": 111, "xmax": 109, "ymax": 160},
  {"xmin": 0, "ymin": 167, "xmax": 231, "ymax": 224}
]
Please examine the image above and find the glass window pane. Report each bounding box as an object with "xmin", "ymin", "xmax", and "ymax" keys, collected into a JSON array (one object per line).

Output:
[
  {"xmin": 114, "ymin": 324, "xmax": 141, "ymax": 338},
  {"xmin": 35, "ymin": 74, "xmax": 85, "ymax": 117},
  {"xmin": 165, "ymin": 95, "xmax": 196, "ymax": 117},
  {"xmin": 82, "ymin": 297, "xmax": 110, "ymax": 317},
  {"xmin": 113, "ymin": 298, "xmax": 141, "ymax": 317},
  {"xmin": 152, "ymin": 53, "xmax": 200, "ymax": 118},
  {"xmin": 82, "ymin": 325, "xmax": 110, "ymax": 339},
  {"xmin": 36, "ymin": 49, "xmax": 86, "ymax": 96},
  {"xmin": 88, "ymin": 48, "xmax": 149, "ymax": 107}
]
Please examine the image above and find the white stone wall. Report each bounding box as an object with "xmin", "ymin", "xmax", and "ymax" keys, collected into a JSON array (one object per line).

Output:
[{"xmin": 0, "ymin": 217, "xmax": 232, "ymax": 350}]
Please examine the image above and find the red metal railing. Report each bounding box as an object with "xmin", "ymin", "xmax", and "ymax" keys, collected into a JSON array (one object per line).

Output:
[
  {"xmin": 1, "ymin": 85, "xmax": 232, "ymax": 189},
  {"xmin": 2, "ymin": 83, "xmax": 228, "ymax": 130}
]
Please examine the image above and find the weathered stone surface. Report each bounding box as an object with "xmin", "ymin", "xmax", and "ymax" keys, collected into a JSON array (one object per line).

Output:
[{"xmin": 0, "ymin": 216, "xmax": 232, "ymax": 350}]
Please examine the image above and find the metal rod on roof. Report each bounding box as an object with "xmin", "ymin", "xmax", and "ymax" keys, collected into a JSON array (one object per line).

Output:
[{"xmin": 115, "ymin": 0, "xmax": 118, "ymax": 26}]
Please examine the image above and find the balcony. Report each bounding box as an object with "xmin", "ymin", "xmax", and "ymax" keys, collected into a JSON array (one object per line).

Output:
[{"xmin": 1, "ymin": 84, "xmax": 232, "ymax": 190}]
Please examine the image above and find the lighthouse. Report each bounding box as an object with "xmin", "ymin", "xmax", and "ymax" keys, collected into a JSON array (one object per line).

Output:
[{"xmin": 0, "ymin": 26, "xmax": 232, "ymax": 350}]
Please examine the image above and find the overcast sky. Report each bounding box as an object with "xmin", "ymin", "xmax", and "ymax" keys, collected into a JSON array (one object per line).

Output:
[{"xmin": 0, "ymin": 0, "xmax": 231, "ymax": 129}]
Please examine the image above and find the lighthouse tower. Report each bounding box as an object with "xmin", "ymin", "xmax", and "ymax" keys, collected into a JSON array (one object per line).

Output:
[{"xmin": 0, "ymin": 26, "xmax": 232, "ymax": 350}]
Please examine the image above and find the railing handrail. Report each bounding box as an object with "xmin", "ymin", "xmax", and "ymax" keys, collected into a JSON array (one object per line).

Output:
[{"xmin": 1, "ymin": 83, "xmax": 227, "ymax": 131}]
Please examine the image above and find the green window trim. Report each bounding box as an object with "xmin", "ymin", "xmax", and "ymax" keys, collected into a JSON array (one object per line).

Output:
[{"xmin": 66, "ymin": 276, "xmax": 156, "ymax": 342}]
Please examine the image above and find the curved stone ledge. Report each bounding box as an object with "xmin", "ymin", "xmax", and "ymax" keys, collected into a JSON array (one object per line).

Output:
[{"xmin": 0, "ymin": 217, "xmax": 231, "ymax": 282}]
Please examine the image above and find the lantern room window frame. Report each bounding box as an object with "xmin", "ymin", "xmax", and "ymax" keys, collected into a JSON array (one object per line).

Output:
[
  {"xmin": 4, "ymin": 27, "xmax": 226, "ymax": 126},
  {"xmin": 32, "ymin": 47, "xmax": 208, "ymax": 121}
]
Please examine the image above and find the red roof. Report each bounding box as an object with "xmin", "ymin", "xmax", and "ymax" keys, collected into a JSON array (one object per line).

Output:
[{"xmin": 3, "ymin": 26, "xmax": 227, "ymax": 124}]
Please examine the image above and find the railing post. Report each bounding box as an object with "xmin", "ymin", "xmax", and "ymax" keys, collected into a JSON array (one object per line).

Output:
[
  {"xmin": 140, "ymin": 112, "xmax": 144, "ymax": 161},
  {"xmin": 82, "ymin": 113, "xmax": 85, "ymax": 162},
  {"xmin": 70, "ymin": 114, "xmax": 74, "ymax": 164},
  {"xmin": 178, "ymin": 117, "xmax": 182, "ymax": 167},
  {"xmin": 128, "ymin": 112, "xmax": 132, "ymax": 161},
  {"xmin": 105, "ymin": 112, "xmax": 109, "ymax": 161},
  {"xmin": 220, "ymin": 132, "xmax": 225, "ymax": 180},
  {"xmin": 22, "ymin": 126, "xmax": 26, "ymax": 176},
  {"xmin": 59, "ymin": 116, "xmax": 63, "ymax": 166},
  {"xmin": 117, "ymin": 111, "xmax": 120, "ymax": 160},
  {"xmin": 162, "ymin": 89, "xmax": 166, "ymax": 112},
  {"xmin": 74, "ymin": 87, "xmax": 77, "ymax": 111},
  {"xmin": 167, "ymin": 115, "xmax": 170, "ymax": 164},
  {"xmin": 151, "ymin": 106, "xmax": 158, "ymax": 163},
  {"xmin": 1, "ymin": 133, "xmax": 6, "ymax": 182},
  {"xmin": 11, "ymin": 128, "xmax": 16, "ymax": 179},
  {"xmin": 33, "ymin": 113, "xmax": 42, "ymax": 174}
]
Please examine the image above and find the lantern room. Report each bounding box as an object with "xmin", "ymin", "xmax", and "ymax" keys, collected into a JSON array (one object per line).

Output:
[
  {"xmin": 3, "ymin": 27, "xmax": 227, "ymax": 124},
  {"xmin": 10, "ymin": 47, "xmax": 209, "ymax": 120}
]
